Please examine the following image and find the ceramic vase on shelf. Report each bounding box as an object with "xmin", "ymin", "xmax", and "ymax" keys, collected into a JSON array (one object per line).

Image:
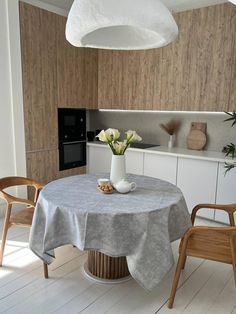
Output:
[
  {"xmin": 110, "ymin": 155, "xmax": 126, "ymax": 185},
  {"xmin": 168, "ymin": 135, "xmax": 174, "ymax": 148}
]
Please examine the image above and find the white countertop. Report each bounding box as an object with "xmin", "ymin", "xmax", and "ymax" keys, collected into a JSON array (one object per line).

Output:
[{"xmin": 87, "ymin": 142, "xmax": 233, "ymax": 163}]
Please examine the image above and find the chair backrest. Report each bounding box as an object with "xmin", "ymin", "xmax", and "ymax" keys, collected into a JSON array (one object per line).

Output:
[
  {"xmin": 0, "ymin": 176, "xmax": 43, "ymax": 203},
  {"xmin": 0, "ymin": 176, "xmax": 40, "ymax": 191}
]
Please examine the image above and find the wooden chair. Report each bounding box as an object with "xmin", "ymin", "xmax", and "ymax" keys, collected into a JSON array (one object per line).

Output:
[
  {"xmin": 168, "ymin": 203, "xmax": 236, "ymax": 309},
  {"xmin": 0, "ymin": 176, "xmax": 48, "ymax": 278}
]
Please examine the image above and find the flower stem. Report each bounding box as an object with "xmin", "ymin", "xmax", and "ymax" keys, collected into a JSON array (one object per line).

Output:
[{"xmin": 108, "ymin": 142, "xmax": 117, "ymax": 155}]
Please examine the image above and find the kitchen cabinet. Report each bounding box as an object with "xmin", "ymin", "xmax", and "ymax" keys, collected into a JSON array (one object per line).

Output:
[
  {"xmin": 126, "ymin": 150, "xmax": 144, "ymax": 175},
  {"xmin": 98, "ymin": 3, "xmax": 235, "ymax": 111},
  {"xmin": 20, "ymin": 2, "xmax": 58, "ymax": 152},
  {"xmin": 57, "ymin": 16, "xmax": 98, "ymax": 109},
  {"xmin": 215, "ymin": 162, "xmax": 236, "ymax": 224},
  {"xmin": 87, "ymin": 143, "xmax": 236, "ymax": 224},
  {"xmin": 177, "ymin": 158, "xmax": 218, "ymax": 219},
  {"xmin": 88, "ymin": 146, "xmax": 111, "ymax": 174},
  {"xmin": 143, "ymin": 153, "xmax": 177, "ymax": 185},
  {"xmin": 20, "ymin": 2, "xmax": 97, "ymax": 185}
]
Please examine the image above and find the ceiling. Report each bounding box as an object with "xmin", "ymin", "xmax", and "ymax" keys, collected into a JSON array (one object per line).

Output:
[{"xmin": 38, "ymin": 0, "xmax": 227, "ymax": 13}]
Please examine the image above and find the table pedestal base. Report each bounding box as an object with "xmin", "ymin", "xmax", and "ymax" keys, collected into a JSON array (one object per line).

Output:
[{"xmin": 83, "ymin": 251, "xmax": 131, "ymax": 284}]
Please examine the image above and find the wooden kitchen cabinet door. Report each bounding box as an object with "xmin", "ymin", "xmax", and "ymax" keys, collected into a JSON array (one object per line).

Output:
[
  {"xmin": 56, "ymin": 16, "xmax": 98, "ymax": 109},
  {"xmin": 20, "ymin": 2, "xmax": 58, "ymax": 152},
  {"xmin": 143, "ymin": 153, "xmax": 177, "ymax": 185},
  {"xmin": 215, "ymin": 162, "xmax": 236, "ymax": 224},
  {"xmin": 98, "ymin": 4, "xmax": 235, "ymax": 111},
  {"xmin": 177, "ymin": 157, "xmax": 218, "ymax": 219}
]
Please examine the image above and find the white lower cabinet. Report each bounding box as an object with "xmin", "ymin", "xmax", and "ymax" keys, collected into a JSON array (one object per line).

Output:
[
  {"xmin": 177, "ymin": 157, "xmax": 218, "ymax": 219},
  {"xmin": 88, "ymin": 144, "xmax": 235, "ymax": 224},
  {"xmin": 215, "ymin": 162, "xmax": 236, "ymax": 224},
  {"xmin": 88, "ymin": 145, "xmax": 111, "ymax": 174},
  {"xmin": 143, "ymin": 153, "xmax": 177, "ymax": 184},
  {"xmin": 126, "ymin": 150, "xmax": 144, "ymax": 175}
]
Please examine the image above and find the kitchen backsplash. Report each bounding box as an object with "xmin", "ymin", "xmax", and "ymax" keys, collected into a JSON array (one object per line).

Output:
[{"xmin": 88, "ymin": 111, "xmax": 235, "ymax": 152}]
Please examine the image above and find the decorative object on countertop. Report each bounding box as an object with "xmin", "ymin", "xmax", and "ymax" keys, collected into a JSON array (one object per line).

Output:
[
  {"xmin": 87, "ymin": 131, "xmax": 95, "ymax": 142},
  {"xmin": 66, "ymin": 0, "xmax": 178, "ymax": 51},
  {"xmin": 187, "ymin": 122, "xmax": 207, "ymax": 150},
  {"xmin": 222, "ymin": 111, "xmax": 236, "ymax": 173},
  {"xmin": 96, "ymin": 128, "xmax": 142, "ymax": 185},
  {"xmin": 114, "ymin": 179, "xmax": 137, "ymax": 194},
  {"xmin": 160, "ymin": 120, "xmax": 180, "ymax": 149}
]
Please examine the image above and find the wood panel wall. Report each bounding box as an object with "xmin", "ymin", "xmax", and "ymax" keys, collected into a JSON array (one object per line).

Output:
[
  {"xmin": 98, "ymin": 3, "xmax": 236, "ymax": 111},
  {"xmin": 57, "ymin": 16, "xmax": 98, "ymax": 109},
  {"xmin": 20, "ymin": 2, "xmax": 97, "ymax": 184}
]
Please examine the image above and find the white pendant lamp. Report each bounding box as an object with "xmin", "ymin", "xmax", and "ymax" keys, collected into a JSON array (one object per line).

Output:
[{"xmin": 66, "ymin": 0, "xmax": 178, "ymax": 50}]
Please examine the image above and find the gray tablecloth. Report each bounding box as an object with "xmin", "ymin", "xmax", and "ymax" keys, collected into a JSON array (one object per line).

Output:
[{"xmin": 29, "ymin": 174, "xmax": 191, "ymax": 290}]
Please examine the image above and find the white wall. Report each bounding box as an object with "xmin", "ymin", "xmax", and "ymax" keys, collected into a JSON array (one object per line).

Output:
[
  {"xmin": 0, "ymin": 0, "xmax": 27, "ymax": 215},
  {"xmin": 0, "ymin": 0, "xmax": 16, "ymax": 178}
]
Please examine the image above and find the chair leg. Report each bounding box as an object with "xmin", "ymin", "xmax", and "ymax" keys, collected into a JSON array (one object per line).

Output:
[
  {"xmin": 229, "ymin": 213, "xmax": 235, "ymax": 227},
  {"xmin": 168, "ymin": 247, "xmax": 187, "ymax": 309},
  {"xmin": 43, "ymin": 263, "xmax": 49, "ymax": 279},
  {"xmin": 0, "ymin": 204, "xmax": 12, "ymax": 266},
  {"xmin": 230, "ymin": 237, "xmax": 236, "ymax": 286}
]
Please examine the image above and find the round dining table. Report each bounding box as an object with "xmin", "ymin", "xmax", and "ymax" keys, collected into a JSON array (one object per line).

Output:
[{"xmin": 29, "ymin": 173, "xmax": 191, "ymax": 290}]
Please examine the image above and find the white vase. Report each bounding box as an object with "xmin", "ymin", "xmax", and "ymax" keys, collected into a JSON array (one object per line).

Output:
[
  {"xmin": 168, "ymin": 135, "xmax": 174, "ymax": 148},
  {"xmin": 110, "ymin": 155, "xmax": 126, "ymax": 185}
]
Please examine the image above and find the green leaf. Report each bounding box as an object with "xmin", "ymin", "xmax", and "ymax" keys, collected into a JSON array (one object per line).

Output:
[
  {"xmin": 224, "ymin": 111, "xmax": 236, "ymax": 127},
  {"xmin": 223, "ymin": 143, "xmax": 235, "ymax": 158},
  {"xmin": 224, "ymin": 162, "xmax": 236, "ymax": 175}
]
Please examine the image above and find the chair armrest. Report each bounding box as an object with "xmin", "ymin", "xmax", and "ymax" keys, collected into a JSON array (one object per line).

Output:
[
  {"xmin": 191, "ymin": 203, "xmax": 236, "ymax": 225},
  {"xmin": 0, "ymin": 191, "xmax": 35, "ymax": 207}
]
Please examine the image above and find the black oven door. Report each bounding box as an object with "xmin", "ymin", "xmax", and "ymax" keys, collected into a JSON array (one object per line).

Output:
[{"xmin": 59, "ymin": 141, "xmax": 86, "ymax": 171}]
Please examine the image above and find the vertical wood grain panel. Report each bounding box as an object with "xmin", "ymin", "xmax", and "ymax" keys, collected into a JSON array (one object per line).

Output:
[
  {"xmin": 57, "ymin": 16, "xmax": 98, "ymax": 109},
  {"xmin": 87, "ymin": 251, "xmax": 129, "ymax": 280},
  {"xmin": 20, "ymin": 2, "xmax": 58, "ymax": 151},
  {"xmin": 98, "ymin": 3, "xmax": 236, "ymax": 111},
  {"xmin": 228, "ymin": 7, "xmax": 236, "ymax": 111}
]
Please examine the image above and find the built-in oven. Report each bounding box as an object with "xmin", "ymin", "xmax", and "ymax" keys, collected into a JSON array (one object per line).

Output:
[
  {"xmin": 59, "ymin": 140, "xmax": 86, "ymax": 170},
  {"xmin": 58, "ymin": 108, "xmax": 86, "ymax": 171}
]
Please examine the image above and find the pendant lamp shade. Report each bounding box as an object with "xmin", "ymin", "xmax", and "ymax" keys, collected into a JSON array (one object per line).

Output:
[{"xmin": 66, "ymin": 0, "xmax": 178, "ymax": 50}]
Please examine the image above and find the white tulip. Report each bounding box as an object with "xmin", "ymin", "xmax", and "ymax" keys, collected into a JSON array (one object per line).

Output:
[
  {"xmin": 126, "ymin": 130, "xmax": 142, "ymax": 143},
  {"xmin": 113, "ymin": 141, "xmax": 126, "ymax": 155},
  {"xmin": 97, "ymin": 128, "xmax": 141, "ymax": 155},
  {"xmin": 106, "ymin": 128, "xmax": 120, "ymax": 141},
  {"xmin": 96, "ymin": 130, "xmax": 109, "ymax": 142}
]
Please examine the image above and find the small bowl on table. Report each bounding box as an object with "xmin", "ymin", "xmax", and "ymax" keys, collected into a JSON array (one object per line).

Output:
[{"xmin": 97, "ymin": 178, "xmax": 113, "ymax": 194}]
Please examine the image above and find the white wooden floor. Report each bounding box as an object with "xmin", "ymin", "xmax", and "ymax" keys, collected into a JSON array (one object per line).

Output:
[{"xmin": 0, "ymin": 217, "xmax": 235, "ymax": 314}]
